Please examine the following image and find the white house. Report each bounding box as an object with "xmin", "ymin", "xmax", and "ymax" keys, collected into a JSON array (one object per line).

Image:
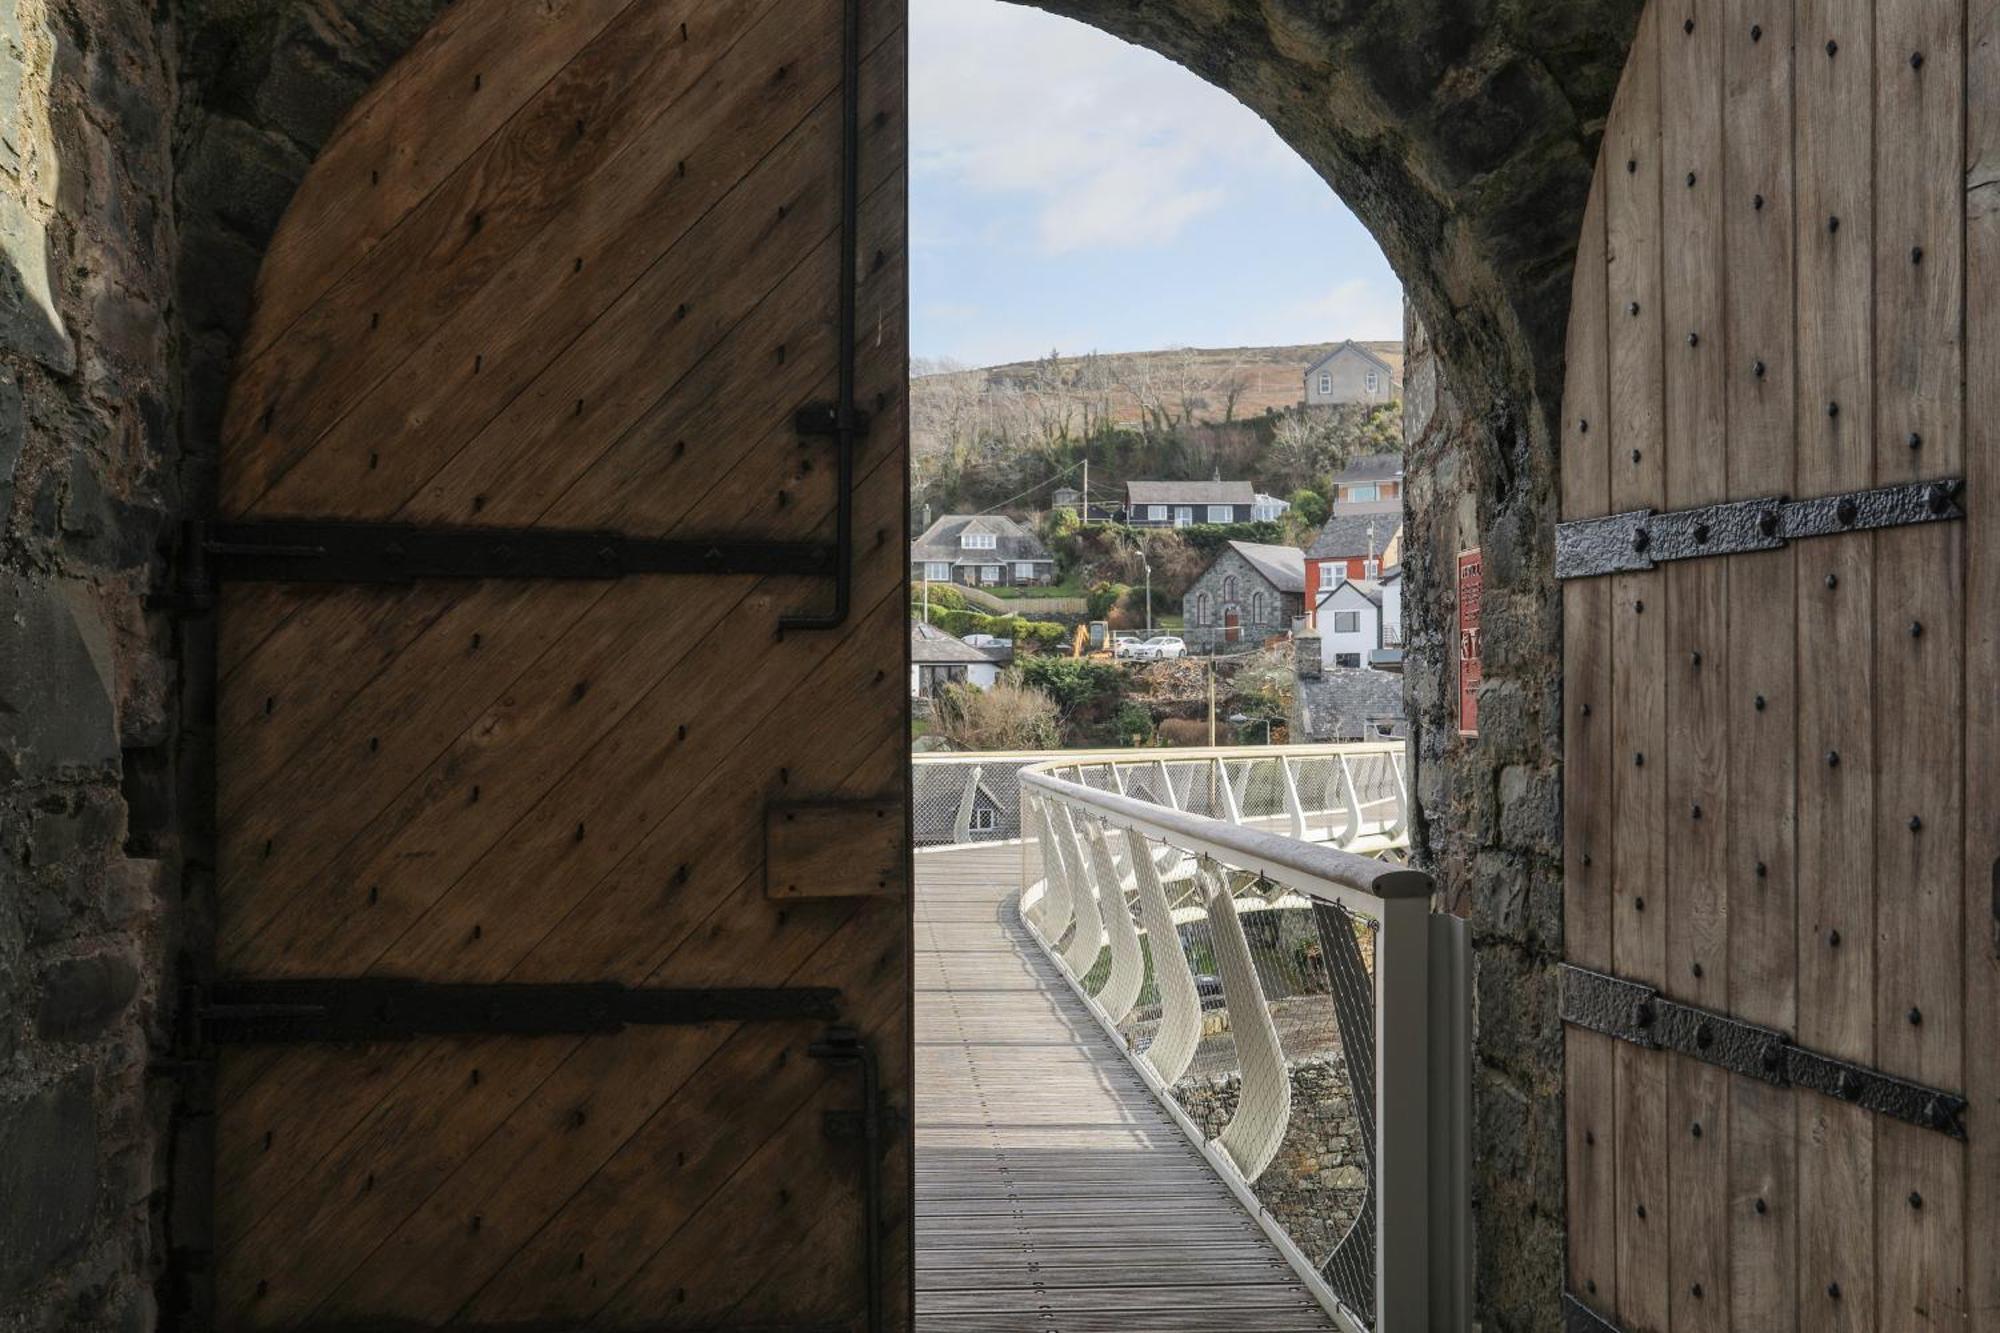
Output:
[
  {"xmin": 1315, "ymin": 578, "xmax": 1387, "ymax": 670},
  {"xmin": 1251, "ymin": 492, "xmax": 1291, "ymax": 522},
  {"xmin": 910, "ymin": 620, "xmax": 1009, "ymax": 698},
  {"xmin": 1379, "ymin": 568, "xmax": 1403, "ymax": 647}
]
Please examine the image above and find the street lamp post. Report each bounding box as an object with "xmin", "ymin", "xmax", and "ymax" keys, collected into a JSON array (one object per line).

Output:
[
  {"xmin": 1143, "ymin": 560, "xmax": 1153, "ymax": 636},
  {"xmin": 1227, "ymin": 712, "xmax": 1273, "ymax": 745}
]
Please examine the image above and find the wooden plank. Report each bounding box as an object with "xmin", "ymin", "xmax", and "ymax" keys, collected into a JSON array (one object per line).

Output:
[
  {"xmin": 1729, "ymin": 1078, "xmax": 1796, "ymax": 1331},
  {"xmin": 1964, "ymin": 0, "xmax": 2000, "ymax": 1321},
  {"xmin": 767, "ymin": 800, "xmax": 908, "ymax": 898},
  {"xmin": 1793, "ymin": 0, "xmax": 1875, "ymax": 1326},
  {"xmin": 236, "ymin": 0, "xmax": 641, "ymax": 357},
  {"xmin": 242, "ymin": 8, "xmax": 905, "ymax": 525},
  {"xmin": 1614, "ymin": 1042, "xmax": 1669, "ymax": 1333},
  {"xmin": 1873, "ymin": 0, "xmax": 1967, "ymax": 1326}
]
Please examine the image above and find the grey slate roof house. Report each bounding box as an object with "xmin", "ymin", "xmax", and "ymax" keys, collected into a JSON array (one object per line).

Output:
[
  {"xmin": 1182, "ymin": 540, "xmax": 1306, "ymax": 654},
  {"xmin": 910, "ymin": 619, "xmax": 1011, "ymax": 698},
  {"xmin": 911, "ymin": 514, "xmax": 1058, "ymax": 588},
  {"xmin": 1125, "ymin": 478, "xmax": 1259, "ymax": 528},
  {"xmin": 1289, "ymin": 633, "xmax": 1405, "ymax": 742},
  {"xmin": 1326, "ymin": 452, "xmax": 1405, "ymax": 511}
]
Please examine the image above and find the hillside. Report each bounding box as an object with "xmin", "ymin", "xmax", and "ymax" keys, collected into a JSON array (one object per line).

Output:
[
  {"xmin": 910, "ymin": 341, "xmax": 1404, "ymax": 520},
  {"xmin": 913, "ymin": 342, "xmax": 1404, "ymax": 430}
]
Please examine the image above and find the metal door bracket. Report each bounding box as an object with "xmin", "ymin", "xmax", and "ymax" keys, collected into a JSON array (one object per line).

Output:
[
  {"xmin": 196, "ymin": 978, "xmax": 840, "ymax": 1044},
  {"xmin": 1556, "ymin": 477, "xmax": 1964, "ymax": 578},
  {"xmin": 187, "ymin": 519, "xmax": 836, "ymax": 586},
  {"xmin": 810, "ymin": 1025, "xmax": 885, "ymax": 1333},
  {"xmin": 1560, "ymin": 965, "xmax": 1966, "ymax": 1137}
]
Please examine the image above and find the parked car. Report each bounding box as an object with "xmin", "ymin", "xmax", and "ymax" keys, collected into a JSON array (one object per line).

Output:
[
  {"xmin": 1127, "ymin": 636, "xmax": 1187, "ymax": 661},
  {"xmin": 1110, "ymin": 633, "xmax": 1145, "ymax": 660}
]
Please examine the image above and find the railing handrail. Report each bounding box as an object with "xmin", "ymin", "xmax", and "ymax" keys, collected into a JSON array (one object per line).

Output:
[
  {"xmin": 1020, "ymin": 765, "xmax": 1429, "ymax": 915},
  {"xmin": 911, "ymin": 740, "xmax": 1404, "ymax": 766},
  {"xmin": 1012, "ymin": 744, "xmax": 1465, "ymax": 1332}
]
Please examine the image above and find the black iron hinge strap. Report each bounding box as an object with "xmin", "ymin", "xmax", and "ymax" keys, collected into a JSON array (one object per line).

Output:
[
  {"xmin": 1560, "ymin": 965, "xmax": 1967, "ymax": 1138},
  {"xmin": 1556, "ymin": 477, "xmax": 1964, "ymax": 579},
  {"xmin": 1564, "ymin": 1293, "xmax": 1628, "ymax": 1333},
  {"xmin": 193, "ymin": 519, "xmax": 836, "ymax": 585},
  {"xmin": 197, "ymin": 978, "xmax": 840, "ymax": 1044}
]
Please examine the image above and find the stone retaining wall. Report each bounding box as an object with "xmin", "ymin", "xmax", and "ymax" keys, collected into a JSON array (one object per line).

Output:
[{"xmin": 1172, "ymin": 1057, "xmax": 1370, "ymax": 1267}]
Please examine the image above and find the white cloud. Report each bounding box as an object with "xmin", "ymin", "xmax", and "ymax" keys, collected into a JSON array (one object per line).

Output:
[
  {"xmin": 912, "ymin": 0, "xmax": 1307, "ymax": 253},
  {"xmin": 1281, "ymin": 279, "xmax": 1408, "ymax": 342}
]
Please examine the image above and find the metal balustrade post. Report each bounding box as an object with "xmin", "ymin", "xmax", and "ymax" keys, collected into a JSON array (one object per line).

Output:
[
  {"xmin": 1057, "ymin": 801, "xmax": 1108, "ymax": 978},
  {"xmin": 1155, "ymin": 758, "xmax": 1180, "ymax": 810},
  {"xmin": 1374, "ymin": 891, "xmax": 1432, "ymax": 1331},
  {"xmin": 1084, "ymin": 816, "xmax": 1145, "ymax": 1023},
  {"xmin": 1280, "ymin": 756, "xmax": 1309, "ymax": 842},
  {"xmin": 1123, "ymin": 826, "xmax": 1201, "ymax": 1084},
  {"xmin": 1199, "ymin": 858, "xmax": 1291, "ymax": 1184},
  {"xmin": 1335, "ymin": 755, "xmax": 1365, "ymax": 848},
  {"xmin": 952, "ymin": 764, "xmax": 982, "ymax": 845}
]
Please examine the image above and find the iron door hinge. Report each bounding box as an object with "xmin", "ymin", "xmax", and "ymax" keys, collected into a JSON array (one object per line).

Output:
[
  {"xmin": 194, "ymin": 978, "xmax": 841, "ymax": 1045},
  {"xmin": 1559, "ymin": 965, "xmax": 1966, "ymax": 1137},
  {"xmin": 1556, "ymin": 477, "xmax": 1964, "ymax": 578}
]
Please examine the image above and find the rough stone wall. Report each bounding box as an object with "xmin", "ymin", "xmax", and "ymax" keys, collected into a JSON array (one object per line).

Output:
[
  {"xmin": 0, "ymin": 0, "xmax": 179, "ymax": 1323},
  {"xmin": 1173, "ymin": 1058, "xmax": 1370, "ymax": 1267},
  {"xmin": 1400, "ymin": 304, "xmax": 1567, "ymax": 1328}
]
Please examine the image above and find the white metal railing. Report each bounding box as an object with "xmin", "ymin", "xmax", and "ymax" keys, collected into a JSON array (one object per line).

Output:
[
  {"xmin": 912, "ymin": 742, "xmax": 1410, "ymax": 851},
  {"xmin": 1013, "ymin": 749, "xmax": 1469, "ymax": 1333}
]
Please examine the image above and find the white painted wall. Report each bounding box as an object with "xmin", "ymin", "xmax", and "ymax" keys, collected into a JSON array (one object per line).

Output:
[
  {"xmin": 1381, "ymin": 578, "xmax": 1402, "ymax": 644},
  {"xmin": 1313, "ymin": 582, "xmax": 1381, "ymax": 668},
  {"xmin": 910, "ymin": 659, "xmax": 1004, "ymax": 698}
]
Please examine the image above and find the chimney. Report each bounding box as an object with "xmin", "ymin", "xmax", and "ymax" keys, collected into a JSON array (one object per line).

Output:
[{"xmin": 1295, "ymin": 630, "xmax": 1323, "ymax": 680}]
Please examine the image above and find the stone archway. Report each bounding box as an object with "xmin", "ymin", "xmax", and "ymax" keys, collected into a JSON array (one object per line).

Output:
[{"xmin": 0, "ymin": 2, "xmax": 1647, "ymax": 1329}]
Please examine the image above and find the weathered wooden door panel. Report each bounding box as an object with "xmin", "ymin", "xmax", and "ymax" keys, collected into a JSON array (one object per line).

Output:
[
  {"xmin": 205, "ymin": 0, "xmax": 909, "ymax": 1328},
  {"xmin": 1560, "ymin": 2, "xmax": 1994, "ymax": 1330}
]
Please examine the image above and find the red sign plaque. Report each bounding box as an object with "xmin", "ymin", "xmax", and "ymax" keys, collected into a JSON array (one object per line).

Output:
[{"xmin": 1457, "ymin": 548, "xmax": 1483, "ymax": 736}]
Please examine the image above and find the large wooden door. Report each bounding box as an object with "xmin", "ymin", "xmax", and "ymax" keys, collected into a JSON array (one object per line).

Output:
[
  {"xmin": 1559, "ymin": 1, "xmax": 1996, "ymax": 1329},
  {"xmin": 200, "ymin": 0, "xmax": 909, "ymax": 1327}
]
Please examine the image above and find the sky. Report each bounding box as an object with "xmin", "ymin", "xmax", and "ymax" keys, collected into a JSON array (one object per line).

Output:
[{"xmin": 910, "ymin": 0, "xmax": 1404, "ymax": 369}]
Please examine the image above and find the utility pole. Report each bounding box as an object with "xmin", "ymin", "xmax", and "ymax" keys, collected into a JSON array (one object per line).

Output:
[{"xmin": 1207, "ymin": 661, "xmax": 1217, "ymax": 746}]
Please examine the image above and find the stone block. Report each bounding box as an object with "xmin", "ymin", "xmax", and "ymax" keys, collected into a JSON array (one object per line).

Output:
[
  {"xmin": 37, "ymin": 952, "xmax": 140, "ymax": 1041},
  {"xmin": 0, "ymin": 576, "xmax": 120, "ymax": 781},
  {"xmin": 0, "ymin": 1073, "xmax": 98, "ymax": 1297},
  {"xmin": 0, "ymin": 191, "xmax": 73, "ymax": 373}
]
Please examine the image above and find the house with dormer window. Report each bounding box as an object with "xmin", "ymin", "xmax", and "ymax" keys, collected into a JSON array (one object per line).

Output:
[{"xmin": 910, "ymin": 514, "xmax": 1057, "ymax": 587}]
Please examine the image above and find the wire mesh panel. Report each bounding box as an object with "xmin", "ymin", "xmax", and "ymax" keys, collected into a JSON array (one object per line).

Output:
[{"xmin": 1314, "ymin": 898, "xmax": 1380, "ymax": 1325}]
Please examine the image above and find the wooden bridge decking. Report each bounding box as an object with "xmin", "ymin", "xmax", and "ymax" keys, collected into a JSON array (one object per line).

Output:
[{"xmin": 914, "ymin": 842, "xmax": 1338, "ymax": 1332}]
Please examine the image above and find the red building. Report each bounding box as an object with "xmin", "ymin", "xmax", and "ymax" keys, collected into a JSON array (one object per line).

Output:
[{"xmin": 1304, "ymin": 514, "xmax": 1402, "ymax": 628}]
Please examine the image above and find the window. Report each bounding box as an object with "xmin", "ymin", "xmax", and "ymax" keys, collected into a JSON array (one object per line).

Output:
[
  {"xmin": 1223, "ymin": 575, "xmax": 1239, "ymax": 601},
  {"xmin": 961, "ymin": 532, "xmax": 996, "ymax": 549},
  {"xmin": 1333, "ymin": 611, "xmax": 1360, "ymax": 634},
  {"xmin": 1250, "ymin": 591, "xmax": 1264, "ymax": 621},
  {"xmin": 1347, "ymin": 483, "xmax": 1379, "ymax": 503},
  {"xmin": 1365, "ymin": 370, "xmax": 1379, "ymax": 393},
  {"xmin": 1196, "ymin": 593, "xmax": 1211, "ymax": 623},
  {"xmin": 923, "ymin": 561, "xmax": 951, "ymax": 581},
  {"xmin": 1174, "ymin": 507, "xmax": 1194, "ymax": 527},
  {"xmin": 1334, "ymin": 652, "xmax": 1362, "ymax": 669},
  {"xmin": 1318, "ymin": 562, "xmax": 1339, "ymax": 585},
  {"xmin": 1015, "ymin": 562, "xmax": 1037, "ymax": 580},
  {"xmin": 1364, "ymin": 560, "xmax": 1380, "ymax": 578},
  {"xmin": 982, "ymin": 565, "xmax": 1003, "ymax": 582},
  {"xmin": 1148, "ymin": 505, "xmax": 1168, "ymax": 521},
  {"xmin": 1318, "ymin": 370, "xmax": 1332, "ymax": 395},
  {"xmin": 970, "ymin": 807, "xmax": 997, "ymax": 832},
  {"xmin": 1207, "ymin": 505, "xmax": 1232, "ymax": 523}
]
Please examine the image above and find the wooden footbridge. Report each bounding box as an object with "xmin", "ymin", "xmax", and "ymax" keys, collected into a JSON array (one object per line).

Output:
[{"xmin": 914, "ymin": 842, "xmax": 1340, "ymax": 1331}]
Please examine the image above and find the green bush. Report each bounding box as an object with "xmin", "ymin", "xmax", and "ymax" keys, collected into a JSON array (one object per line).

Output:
[
  {"xmin": 1019, "ymin": 657, "xmax": 1122, "ymax": 713},
  {"xmin": 1112, "ymin": 700, "xmax": 1155, "ymax": 745},
  {"xmin": 1086, "ymin": 580, "xmax": 1128, "ymax": 620},
  {"xmin": 921, "ymin": 583, "xmax": 967, "ymax": 610},
  {"xmin": 1289, "ymin": 488, "xmax": 1329, "ymax": 527}
]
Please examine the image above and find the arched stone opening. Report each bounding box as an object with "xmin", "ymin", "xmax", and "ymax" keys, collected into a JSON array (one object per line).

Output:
[{"xmin": 1, "ymin": 1, "xmax": 1645, "ymax": 1328}]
